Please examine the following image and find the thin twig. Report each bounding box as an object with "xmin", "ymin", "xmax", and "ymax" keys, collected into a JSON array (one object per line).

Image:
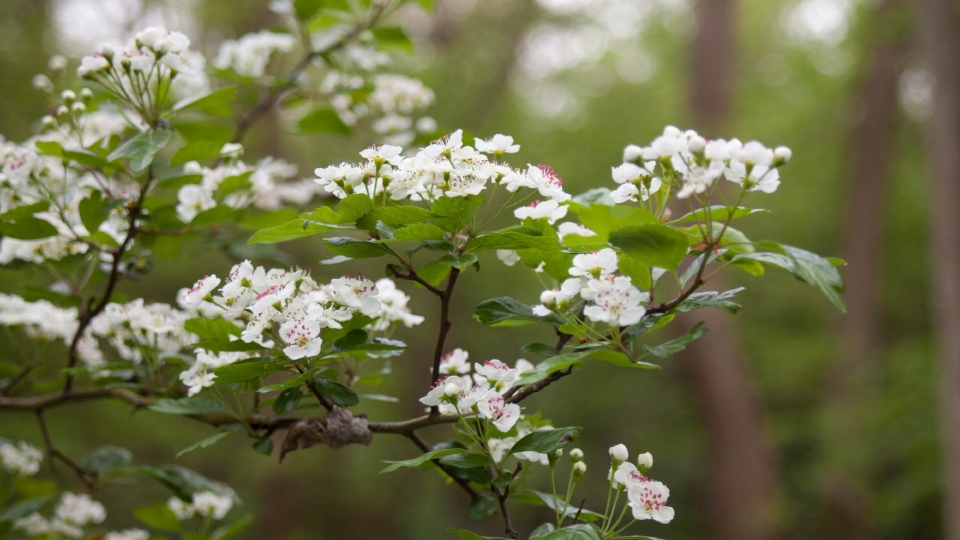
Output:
[
  {"xmin": 36, "ymin": 410, "xmax": 98, "ymax": 490},
  {"xmin": 430, "ymin": 268, "xmax": 461, "ymax": 389},
  {"xmin": 406, "ymin": 431, "xmax": 479, "ymax": 499},
  {"xmin": 572, "ymin": 498, "xmax": 586, "ymax": 524}
]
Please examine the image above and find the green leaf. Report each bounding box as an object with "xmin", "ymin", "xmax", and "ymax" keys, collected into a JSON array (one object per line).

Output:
[
  {"xmin": 81, "ymin": 445, "xmax": 132, "ymax": 474},
  {"xmin": 176, "ymin": 430, "xmax": 237, "ymax": 458},
  {"xmin": 371, "ymin": 27, "xmax": 413, "ymax": 52},
  {"xmin": 609, "ymin": 224, "xmax": 689, "ymax": 272},
  {"xmin": 521, "ymin": 343, "xmax": 562, "ymax": 357},
  {"xmin": 474, "ymin": 297, "xmax": 561, "ymax": 327},
  {"xmin": 107, "ymin": 130, "xmax": 178, "ymax": 172},
  {"xmin": 673, "ymin": 205, "xmax": 768, "ymax": 224},
  {"xmin": 526, "ymin": 491, "xmax": 603, "ymax": 523},
  {"xmin": 134, "ymin": 503, "xmax": 183, "ymax": 532},
  {"xmin": 273, "ymin": 387, "xmax": 303, "ymax": 415},
  {"xmin": 617, "ymin": 252, "xmax": 652, "ymax": 291},
  {"xmin": 438, "ymin": 452, "xmax": 495, "ymax": 469},
  {"xmin": 115, "ymin": 464, "xmax": 238, "ymax": 502},
  {"xmin": 247, "ymin": 218, "xmax": 334, "ymax": 245},
  {"xmin": 447, "ymin": 528, "xmax": 510, "ymax": 540},
  {"xmin": 192, "ymin": 339, "xmax": 266, "ymax": 352},
  {"xmin": 468, "ymin": 494, "xmax": 499, "ymax": 520},
  {"xmin": 0, "ymin": 496, "xmax": 53, "ymax": 524},
  {"xmin": 0, "ymin": 217, "xmax": 58, "ymax": 240},
  {"xmin": 0, "ymin": 201, "xmax": 49, "ymax": 221},
  {"xmin": 737, "ymin": 243, "xmax": 847, "ymax": 312},
  {"xmin": 173, "ymin": 86, "xmax": 237, "ymax": 117},
  {"xmin": 587, "ymin": 349, "xmax": 660, "ymax": 370},
  {"xmin": 184, "ymin": 318, "xmax": 242, "ymax": 341},
  {"xmin": 416, "ymin": 259, "xmax": 452, "ymax": 286},
  {"xmin": 252, "ymin": 437, "xmax": 274, "ymax": 456},
  {"xmin": 438, "ymin": 253, "xmax": 478, "ymax": 269},
  {"xmin": 369, "ymin": 205, "xmax": 437, "ymax": 225},
  {"xmin": 568, "ymin": 203, "xmax": 657, "ymax": 239},
  {"xmin": 79, "ymin": 191, "xmax": 108, "ymax": 233},
  {"xmin": 238, "ymin": 208, "xmax": 299, "ymax": 231},
  {"xmin": 673, "ymin": 288, "xmax": 744, "ymax": 314},
  {"xmin": 213, "ymin": 358, "xmax": 283, "ymax": 383},
  {"xmin": 540, "ymin": 524, "xmax": 601, "ymax": 540},
  {"xmin": 516, "ymin": 247, "xmax": 574, "ymax": 281},
  {"xmin": 298, "ymin": 107, "xmax": 350, "ymax": 135},
  {"xmin": 190, "ymin": 205, "xmax": 239, "ymax": 227},
  {"xmin": 150, "ymin": 397, "xmax": 225, "ymax": 415},
  {"xmin": 391, "ymin": 223, "xmax": 445, "ymax": 242},
  {"xmin": 314, "ymin": 379, "xmax": 359, "ymax": 407},
  {"xmin": 334, "ymin": 329, "xmax": 369, "ymax": 351},
  {"xmin": 530, "ymin": 522, "xmax": 557, "ymax": 538},
  {"xmin": 380, "ymin": 448, "xmax": 465, "ymax": 473},
  {"xmin": 513, "ymin": 353, "xmax": 589, "ymax": 386},
  {"xmin": 324, "ymin": 237, "xmax": 392, "ymax": 259},
  {"xmin": 294, "ymin": 0, "xmax": 325, "ymax": 20},
  {"xmin": 508, "ymin": 427, "xmax": 580, "ymax": 457},
  {"xmin": 643, "ymin": 322, "xmax": 708, "ymax": 359},
  {"xmin": 212, "ymin": 514, "xmax": 254, "ymax": 540}
]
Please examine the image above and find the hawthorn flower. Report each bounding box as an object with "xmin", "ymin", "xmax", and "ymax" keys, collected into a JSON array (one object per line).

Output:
[
  {"xmin": 0, "ymin": 440, "xmax": 42, "ymax": 476},
  {"xmin": 532, "ymin": 278, "xmax": 582, "ymax": 316},
  {"xmin": 191, "ymin": 491, "xmax": 234, "ymax": 519},
  {"xmin": 526, "ymin": 164, "xmax": 571, "ymax": 202},
  {"xmin": 637, "ymin": 452, "xmax": 654, "ymax": 472},
  {"xmin": 675, "ymin": 161, "xmax": 724, "ymax": 199},
  {"xmin": 582, "ymin": 275, "xmax": 649, "ymax": 326},
  {"xmin": 105, "ymin": 530, "xmax": 150, "ymax": 540},
  {"xmin": 475, "ymin": 134, "xmax": 520, "ymax": 156},
  {"xmin": 570, "ymin": 248, "xmax": 618, "ymax": 278},
  {"xmin": 369, "ymin": 279, "xmax": 423, "ymax": 331},
  {"xmin": 328, "ymin": 276, "xmax": 381, "ymax": 316},
  {"xmin": 439, "ymin": 348, "xmax": 471, "ymax": 375},
  {"xmin": 360, "ymin": 144, "xmax": 404, "ymax": 166},
  {"xmin": 497, "ymin": 165, "xmax": 535, "ymax": 192},
  {"xmin": 488, "ymin": 437, "xmax": 518, "ymax": 463},
  {"xmin": 513, "ymin": 199, "xmax": 568, "ymax": 224},
  {"xmin": 610, "ymin": 443, "xmax": 629, "ymax": 462},
  {"xmin": 420, "ymin": 375, "xmax": 470, "ymax": 408},
  {"xmin": 477, "ymin": 394, "xmax": 521, "ymax": 432},
  {"xmin": 179, "ymin": 275, "xmax": 221, "ymax": 310},
  {"xmin": 423, "ymin": 129, "xmax": 464, "ymax": 159},
  {"xmin": 176, "ymin": 184, "xmax": 215, "ymax": 223},
  {"xmin": 497, "ymin": 249, "xmax": 521, "ymax": 266},
  {"xmin": 55, "ymin": 493, "xmax": 106, "ymax": 528},
  {"xmin": 627, "ymin": 480, "xmax": 675, "ymax": 523},
  {"xmin": 613, "ymin": 462, "xmax": 648, "ymax": 489},
  {"xmin": 214, "ymin": 30, "xmax": 296, "ymax": 78},
  {"xmin": 557, "ymin": 222, "xmax": 596, "ymax": 241},
  {"xmin": 474, "ymin": 359, "xmax": 519, "ymax": 392},
  {"xmin": 279, "ymin": 320, "xmax": 322, "ymax": 360}
]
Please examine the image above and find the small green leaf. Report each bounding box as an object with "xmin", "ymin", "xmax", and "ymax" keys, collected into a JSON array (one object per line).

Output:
[
  {"xmin": 79, "ymin": 191, "xmax": 108, "ymax": 232},
  {"xmin": 540, "ymin": 524, "xmax": 601, "ymax": 540},
  {"xmin": 252, "ymin": 437, "xmax": 274, "ymax": 456},
  {"xmin": 213, "ymin": 358, "xmax": 278, "ymax": 383},
  {"xmin": 0, "ymin": 495, "xmax": 53, "ymax": 524},
  {"xmin": 107, "ymin": 129, "xmax": 178, "ymax": 172},
  {"xmin": 82, "ymin": 446, "xmax": 132, "ymax": 474},
  {"xmin": 391, "ymin": 223, "xmax": 445, "ymax": 242},
  {"xmin": 192, "ymin": 339, "xmax": 266, "ymax": 352},
  {"xmin": 643, "ymin": 322, "xmax": 708, "ymax": 359},
  {"xmin": 438, "ymin": 452, "xmax": 494, "ymax": 469},
  {"xmin": 324, "ymin": 237, "xmax": 392, "ymax": 259},
  {"xmin": 184, "ymin": 318, "xmax": 242, "ymax": 340},
  {"xmin": 609, "ymin": 224, "xmax": 689, "ymax": 272},
  {"xmin": 273, "ymin": 387, "xmax": 303, "ymax": 415},
  {"xmin": 314, "ymin": 379, "xmax": 359, "ymax": 407},
  {"xmin": 380, "ymin": 448, "xmax": 466, "ymax": 473},
  {"xmin": 150, "ymin": 397, "xmax": 225, "ymax": 415},
  {"xmin": 673, "ymin": 288, "xmax": 744, "ymax": 314},
  {"xmin": 474, "ymin": 297, "xmax": 561, "ymax": 327},
  {"xmin": 371, "ymin": 27, "xmax": 413, "ymax": 52},
  {"xmin": 134, "ymin": 503, "xmax": 182, "ymax": 532},
  {"xmin": 173, "ymin": 86, "xmax": 237, "ymax": 117},
  {"xmin": 468, "ymin": 494, "xmax": 499, "ymax": 520},
  {"xmin": 369, "ymin": 205, "xmax": 437, "ymax": 225},
  {"xmin": 0, "ymin": 217, "xmax": 58, "ymax": 240},
  {"xmin": 176, "ymin": 430, "xmax": 237, "ymax": 458},
  {"xmin": 513, "ymin": 353, "xmax": 589, "ymax": 386},
  {"xmin": 508, "ymin": 427, "xmax": 580, "ymax": 457},
  {"xmin": 568, "ymin": 203, "xmax": 657, "ymax": 239},
  {"xmin": 0, "ymin": 201, "xmax": 49, "ymax": 221},
  {"xmin": 672, "ymin": 205, "xmax": 768, "ymax": 224},
  {"xmin": 247, "ymin": 219, "xmax": 334, "ymax": 245},
  {"xmin": 212, "ymin": 513, "xmax": 254, "ymax": 540}
]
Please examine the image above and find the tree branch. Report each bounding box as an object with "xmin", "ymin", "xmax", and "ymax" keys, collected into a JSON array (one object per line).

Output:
[
  {"xmin": 431, "ymin": 268, "xmax": 461, "ymax": 389},
  {"xmin": 36, "ymin": 410, "xmax": 98, "ymax": 490}
]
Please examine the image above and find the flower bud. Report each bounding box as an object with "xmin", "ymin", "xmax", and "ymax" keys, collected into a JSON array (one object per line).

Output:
[
  {"xmin": 80, "ymin": 88, "xmax": 94, "ymax": 102},
  {"xmin": 41, "ymin": 116, "xmax": 57, "ymax": 129},
  {"xmin": 220, "ymin": 143, "xmax": 243, "ymax": 159},
  {"xmin": 71, "ymin": 102, "xmax": 86, "ymax": 114},
  {"xmin": 569, "ymin": 448, "xmax": 583, "ymax": 463},
  {"xmin": 623, "ymin": 144, "xmax": 643, "ymax": 163},
  {"xmin": 609, "ymin": 444, "xmax": 629, "ymax": 463},
  {"xmin": 443, "ymin": 383, "xmax": 459, "ymax": 398},
  {"xmin": 32, "ymin": 74, "xmax": 53, "ymax": 93},
  {"xmin": 47, "ymin": 55, "xmax": 68, "ymax": 74},
  {"xmin": 61, "ymin": 90, "xmax": 76, "ymax": 103},
  {"xmin": 572, "ymin": 461, "xmax": 587, "ymax": 480},
  {"xmin": 637, "ymin": 452, "xmax": 653, "ymax": 473},
  {"xmin": 688, "ymin": 136, "xmax": 706, "ymax": 153},
  {"xmin": 548, "ymin": 448, "xmax": 563, "ymax": 466},
  {"xmin": 99, "ymin": 44, "xmax": 115, "ymax": 60},
  {"xmin": 774, "ymin": 146, "xmax": 792, "ymax": 165},
  {"xmin": 56, "ymin": 105, "xmax": 69, "ymax": 118}
]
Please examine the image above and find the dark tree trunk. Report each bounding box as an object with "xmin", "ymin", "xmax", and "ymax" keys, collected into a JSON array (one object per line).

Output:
[
  {"xmin": 681, "ymin": 1, "xmax": 780, "ymax": 540},
  {"xmin": 919, "ymin": 0, "xmax": 960, "ymax": 538},
  {"xmin": 824, "ymin": 3, "xmax": 904, "ymax": 537}
]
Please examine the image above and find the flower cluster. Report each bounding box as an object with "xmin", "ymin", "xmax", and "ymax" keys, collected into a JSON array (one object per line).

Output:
[
  {"xmin": 615, "ymin": 125, "xmax": 791, "ymax": 202},
  {"xmin": 88, "ymin": 299, "xmax": 196, "ymax": 366},
  {"xmin": 78, "ymin": 27, "xmax": 209, "ymax": 121},
  {"xmin": 529, "ymin": 248, "xmax": 650, "ymax": 327},
  {"xmin": 0, "ymin": 439, "xmax": 43, "ymax": 476},
  {"xmin": 214, "ymin": 30, "xmax": 296, "ymax": 79},
  {"xmin": 14, "ymin": 492, "xmax": 106, "ymax": 538},
  {"xmin": 175, "ymin": 151, "xmax": 322, "ymax": 223},
  {"xmin": 314, "ymin": 130, "xmax": 572, "ymax": 203},
  {"xmin": 176, "ymin": 262, "xmax": 421, "ymax": 395},
  {"xmin": 167, "ymin": 490, "xmax": 235, "ymax": 521},
  {"xmin": 420, "ymin": 352, "xmax": 535, "ymax": 432},
  {"xmin": 609, "ymin": 445, "xmax": 674, "ymax": 524},
  {"xmin": 322, "ymin": 72, "xmax": 436, "ymax": 145}
]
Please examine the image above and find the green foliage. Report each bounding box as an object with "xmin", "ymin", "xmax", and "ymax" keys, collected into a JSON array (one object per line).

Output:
[
  {"xmin": 380, "ymin": 448, "xmax": 466, "ymax": 473},
  {"xmin": 508, "ymin": 427, "xmax": 580, "ymax": 457},
  {"xmin": 643, "ymin": 322, "xmax": 708, "ymax": 359},
  {"xmin": 608, "ymin": 224, "xmax": 690, "ymax": 272},
  {"xmin": 474, "ymin": 297, "xmax": 562, "ymax": 327},
  {"xmin": 107, "ymin": 129, "xmax": 178, "ymax": 172}
]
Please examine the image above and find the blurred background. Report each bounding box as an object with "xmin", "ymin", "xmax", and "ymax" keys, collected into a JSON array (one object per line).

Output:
[{"xmin": 1, "ymin": 0, "xmax": 958, "ymax": 538}]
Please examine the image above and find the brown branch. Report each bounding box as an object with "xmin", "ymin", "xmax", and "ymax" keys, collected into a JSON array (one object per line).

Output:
[
  {"xmin": 36, "ymin": 410, "xmax": 98, "ymax": 490},
  {"xmin": 230, "ymin": 0, "xmax": 393, "ymax": 145},
  {"xmin": 431, "ymin": 268, "xmax": 461, "ymax": 389},
  {"xmin": 504, "ymin": 328, "xmax": 574, "ymax": 403},
  {"xmin": 572, "ymin": 498, "xmax": 586, "ymax": 524},
  {"xmin": 406, "ymin": 431, "xmax": 479, "ymax": 499},
  {"xmin": 392, "ymin": 267, "xmax": 445, "ymax": 296},
  {"xmin": 491, "ymin": 482, "xmax": 519, "ymax": 539}
]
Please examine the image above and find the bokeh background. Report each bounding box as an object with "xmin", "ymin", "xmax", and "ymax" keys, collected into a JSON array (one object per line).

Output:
[{"xmin": 1, "ymin": 0, "xmax": 957, "ymax": 539}]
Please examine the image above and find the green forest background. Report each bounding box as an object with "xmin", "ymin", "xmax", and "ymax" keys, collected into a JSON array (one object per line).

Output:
[{"xmin": 0, "ymin": 0, "xmax": 946, "ymax": 538}]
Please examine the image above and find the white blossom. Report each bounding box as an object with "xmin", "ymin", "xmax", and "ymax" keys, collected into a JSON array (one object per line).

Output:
[
  {"xmin": 582, "ymin": 275, "xmax": 649, "ymax": 326},
  {"xmin": 477, "ymin": 393, "xmax": 521, "ymax": 432},
  {"xmin": 0, "ymin": 440, "xmax": 43, "ymax": 475},
  {"xmin": 569, "ymin": 248, "xmax": 618, "ymax": 278},
  {"xmin": 627, "ymin": 480, "xmax": 675, "ymax": 523}
]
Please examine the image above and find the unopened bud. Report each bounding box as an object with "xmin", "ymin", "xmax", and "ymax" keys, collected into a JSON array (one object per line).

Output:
[
  {"xmin": 443, "ymin": 383, "xmax": 459, "ymax": 398},
  {"xmin": 572, "ymin": 461, "xmax": 587, "ymax": 480},
  {"xmin": 623, "ymin": 144, "xmax": 643, "ymax": 163},
  {"xmin": 48, "ymin": 55, "xmax": 68, "ymax": 74},
  {"xmin": 636, "ymin": 452, "xmax": 653, "ymax": 473},
  {"xmin": 569, "ymin": 448, "xmax": 584, "ymax": 463},
  {"xmin": 32, "ymin": 74, "xmax": 53, "ymax": 93},
  {"xmin": 774, "ymin": 146, "xmax": 792, "ymax": 165},
  {"xmin": 61, "ymin": 90, "xmax": 76, "ymax": 103},
  {"xmin": 548, "ymin": 448, "xmax": 563, "ymax": 466},
  {"xmin": 56, "ymin": 105, "xmax": 69, "ymax": 118},
  {"xmin": 688, "ymin": 136, "xmax": 706, "ymax": 153},
  {"xmin": 99, "ymin": 44, "xmax": 115, "ymax": 60},
  {"xmin": 80, "ymin": 88, "xmax": 94, "ymax": 102},
  {"xmin": 609, "ymin": 444, "xmax": 629, "ymax": 463},
  {"xmin": 71, "ymin": 102, "xmax": 86, "ymax": 114},
  {"xmin": 41, "ymin": 116, "xmax": 57, "ymax": 129}
]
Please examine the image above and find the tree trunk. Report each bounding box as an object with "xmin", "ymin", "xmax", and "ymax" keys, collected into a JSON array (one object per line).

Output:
[
  {"xmin": 919, "ymin": 1, "xmax": 960, "ymax": 538},
  {"xmin": 824, "ymin": 3, "xmax": 904, "ymax": 537},
  {"xmin": 681, "ymin": 1, "xmax": 779, "ymax": 540}
]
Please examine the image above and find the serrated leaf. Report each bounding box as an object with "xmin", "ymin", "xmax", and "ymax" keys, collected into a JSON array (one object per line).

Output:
[
  {"xmin": 438, "ymin": 452, "xmax": 494, "ymax": 469},
  {"xmin": 176, "ymin": 430, "xmax": 237, "ymax": 457},
  {"xmin": 673, "ymin": 205, "xmax": 767, "ymax": 224},
  {"xmin": 150, "ymin": 397, "xmax": 225, "ymax": 415},
  {"xmin": 540, "ymin": 524, "xmax": 601, "ymax": 540},
  {"xmin": 673, "ymin": 288, "xmax": 744, "ymax": 314},
  {"xmin": 508, "ymin": 427, "xmax": 580, "ymax": 457},
  {"xmin": 391, "ymin": 223, "xmax": 445, "ymax": 242},
  {"xmin": 643, "ymin": 321, "xmax": 708, "ymax": 359},
  {"xmin": 173, "ymin": 86, "xmax": 237, "ymax": 117},
  {"xmin": 324, "ymin": 237, "xmax": 392, "ymax": 259},
  {"xmin": 609, "ymin": 224, "xmax": 689, "ymax": 272},
  {"xmin": 247, "ymin": 219, "xmax": 334, "ymax": 245},
  {"xmin": 184, "ymin": 318, "xmax": 242, "ymax": 340},
  {"xmin": 474, "ymin": 297, "xmax": 561, "ymax": 327},
  {"xmin": 314, "ymin": 379, "xmax": 359, "ymax": 407},
  {"xmin": 107, "ymin": 130, "xmax": 178, "ymax": 172},
  {"xmin": 82, "ymin": 445, "xmax": 132, "ymax": 473},
  {"xmin": 380, "ymin": 448, "xmax": 465, "ymax": 473},
  {"xmin": 272, "ymin": 387, "xmax": 303, "ymax": 415},
  {"xmin": 513, "ymin": 352, "xmax": 589, "ymax": 386},
  {"xmin": 298, "ymin": 107, "xmax": 350, "ymax": 135}
]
